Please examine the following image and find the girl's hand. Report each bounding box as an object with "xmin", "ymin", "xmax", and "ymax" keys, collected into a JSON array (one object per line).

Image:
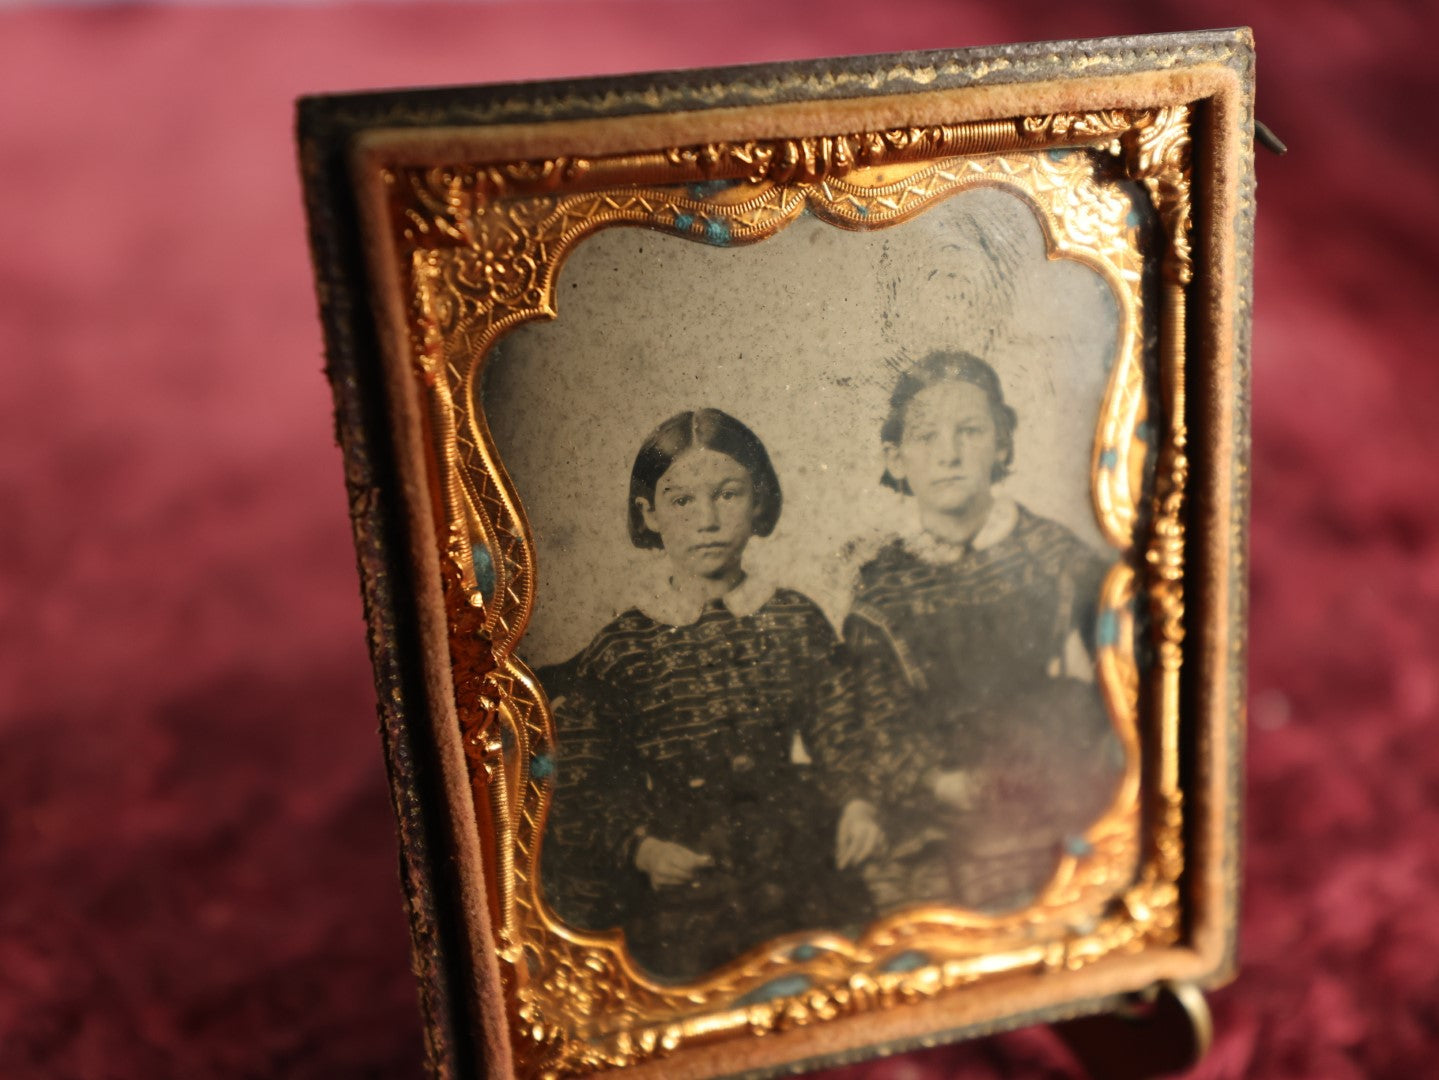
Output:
[
  {"xmin": 930, "ymin": 769, "xmax": 980, "ymax": 811},
  {"xmin": 635, "ymin": 837, "xmax": 713, "ymax": 889},
  {"xmin": 836, "ymin": 799, "xmax": 885, "ymax": 868}
]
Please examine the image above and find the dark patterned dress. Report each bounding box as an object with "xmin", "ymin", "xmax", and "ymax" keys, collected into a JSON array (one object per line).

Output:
[
  {"xmin": 844, "ymin": 500, "xmax": 1124, "ymax": 913},
  {"xmin": 541, "ymin": 583, "xmax": 870, "ymax": 980}
]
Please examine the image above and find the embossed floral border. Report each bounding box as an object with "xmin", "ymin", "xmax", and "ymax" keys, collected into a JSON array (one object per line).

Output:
[{"xmin": 366, "ymin": 105, "xmax": 1197, "ymax": 1078}]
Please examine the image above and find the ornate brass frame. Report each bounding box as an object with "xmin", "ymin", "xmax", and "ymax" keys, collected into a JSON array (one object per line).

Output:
[
  {"xmin": 300, "ymin": 33, "xmax": 1253, "ymax": 1080},
  {"xmin": 371, "ymin": 106, "xmax": 1193, "ymax": 1078}
]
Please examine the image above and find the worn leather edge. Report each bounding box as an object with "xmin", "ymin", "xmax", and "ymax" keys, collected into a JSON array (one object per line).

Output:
[
  {"xmin": 1183, "ymin": 29, "xmax": 1254, "ymax": 993},
  {"xmin": 297, "ymin": 114, "xmax": 478, "ymax": 1080}
]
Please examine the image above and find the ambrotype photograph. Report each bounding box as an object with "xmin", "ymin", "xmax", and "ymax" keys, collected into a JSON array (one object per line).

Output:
[{"xmin": 481, "ymin": 186, "xmax": 1132, "ymax": 981}]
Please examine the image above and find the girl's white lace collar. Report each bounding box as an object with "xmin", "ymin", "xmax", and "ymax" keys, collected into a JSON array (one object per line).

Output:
[
  {"xmin": 636, "ymin": 570, "xmax": 776, "ymax": 627},
  {"xmin": 900, "ymin": 494, "xmax": 1019, "ymax": 564}
]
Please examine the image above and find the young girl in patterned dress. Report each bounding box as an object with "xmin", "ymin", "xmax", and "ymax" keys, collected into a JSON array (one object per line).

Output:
[
  {"xmin": 844, "ymin": 351, "xmax": 1125, "ymax": 914},
  {"xmin": 542, "ymin": 409, "xmax": 869, "ymax": 980}
]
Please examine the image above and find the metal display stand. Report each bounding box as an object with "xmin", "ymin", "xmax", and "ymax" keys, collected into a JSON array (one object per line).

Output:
[{"xmin": 1054, "ymin": 983, "xmax": 1213, "ymax": 1079}]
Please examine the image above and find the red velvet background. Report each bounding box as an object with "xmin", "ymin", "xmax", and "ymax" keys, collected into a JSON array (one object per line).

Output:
[{"xmin": 3, "ymin": 2, "xmax": 1436, "ymax": 1077}]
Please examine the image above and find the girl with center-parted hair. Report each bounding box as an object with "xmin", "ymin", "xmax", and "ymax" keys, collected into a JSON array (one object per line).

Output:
[
  {"xmin": 842, "ymin": 350, "xmax": 1125, "ymax": 916},
  {"xmin": 541, "ymin": 408, "xmax": 870, "ymax": 981}
]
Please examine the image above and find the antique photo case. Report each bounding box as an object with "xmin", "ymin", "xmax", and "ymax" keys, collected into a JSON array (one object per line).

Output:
[{"xmin": 299, "ymin": 30, "xmax": 1253, "ymax": 1080}]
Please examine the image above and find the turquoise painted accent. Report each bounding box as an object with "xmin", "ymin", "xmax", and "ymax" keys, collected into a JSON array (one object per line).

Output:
[
  {"xmin": 1097, "ymin": 609, "xmax": 1119, "ymax": 648},
  {"xmin": 1100, "ymin": 448, "xmax": 1119, "ymax": 469},
  {"xmin": 687, "ymin": 179, "xmax": 735, "ymax": 199},
  {"xmin": 703, "ymin": 219, "xmax": 732, "ymax": 245},
  {"xmin": 880, "ymin": 950, "xmax": 929, "ymax": 974},
  {"xmin": 471, "ymin": 544, "xmax": 496, "ymax": 600},
  {"xmin": 791, "ymin": 944, "xmax": 821, "ymax": 961},
  {"xmin": 673, "ymin": 213, "xmax": 695, "ymax": 232},
  {"xmin": 1047, "ymin": 149, "xmax": 1071, "ymax": 162},
  {"xmin": 532, "ymin": 753, "xmax": 555, "ymax": 781},
  {"xmin": 1136, "ymin": 421, "xmax": 1155, "ymax": 444},
  {"xmin": 854, "ymin": 203, "xmax": 869, "ymax": 217},
  {"xmin": 1127, "ymin": 209, "xmax": 1142, "ymax": 227},
  {"xmin": 1065, "ymin": 835, "xmax": 1094, "ymax": 857},
  {"xmin": 736, "ymin": 975, "xmax": 812, "ymax": 1005}
]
